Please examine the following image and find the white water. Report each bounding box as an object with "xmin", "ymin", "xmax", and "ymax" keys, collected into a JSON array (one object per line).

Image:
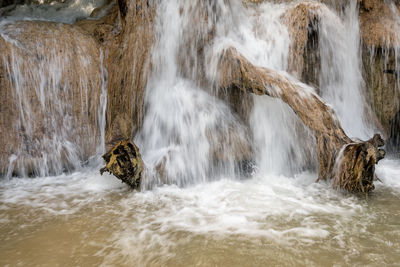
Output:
[
  {"xmin": 0, "ymin": 21, "xmax": 107, "ymax": 177},
  {"xmin": 0, "ymin": 0, "xmax": 112, "ymax": 23},
  {"xmin": 1, "ymin": 159, "xmax": 400, "ymax": 265},
  {"xmin": 213, "ymin": 3, "xmax": 317, "ymax": 175},
  {"xmin": 137, "ymin": 1, "xmax": 251, "ymax": 187},
  {"xmin": 1, "ymin": 1, "xmax": 400, "ymax": 265},
  {"xmin": 318, "ymin": 1, "xmax": 373, "ymax": 139},
  {"xmin": 139, "ymin": 0, "xmax": 372, "ymax": 183}
]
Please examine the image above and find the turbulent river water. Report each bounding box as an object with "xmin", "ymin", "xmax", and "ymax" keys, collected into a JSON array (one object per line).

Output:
[
  {"xmin": 1, "ymin": 0, "xmax": 400, "ymax": 266},
  {"xmin": 1, "ymin": 160, "xmax": 400, "ymax": 266}
]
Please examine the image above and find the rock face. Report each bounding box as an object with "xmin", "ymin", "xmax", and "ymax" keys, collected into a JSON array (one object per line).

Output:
[
  {"xmin": 100, "ymin": 140, "xmax": 144, "ymax": 188},
  {"xmin": 359, "ymin": 0, "xmax": 400, "ymax": 138},
  {"xmin": 0, "ymin": 21, "xmax": 103, "ymax": 176},
  {"xmin": 0, "ymin": 0, "xmax": 154, "ymax": 175},
  {"xmin": 281, "ymin": 2, "xmax": 322, "ymax": 81},
  {"xmin": 0, "ymin": 0, "xmax": 397, "ymax": 193},
  {"xmin": 104, "ymin": 0, "xmax": 155, "ymax": 148},
  {"xmin": 389, "ymin": 110, "xmax": 400, "ymax": 152}
]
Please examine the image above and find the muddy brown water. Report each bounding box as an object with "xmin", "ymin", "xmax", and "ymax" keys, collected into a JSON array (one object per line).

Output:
[{"xmin": 1, "ymin": 159, "xmax": 399, "ymax": 266}]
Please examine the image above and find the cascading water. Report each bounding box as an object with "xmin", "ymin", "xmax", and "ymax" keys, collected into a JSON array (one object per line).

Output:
[
  {"xmin": 0, "ymin": 19, "xmax": 107, "ymax": 177},
  {"xmin": 318, "ymin": 1, "xmax": 373, "ymax": 139},
  {"xmin": 212, "ymin": 2, "xmax": 317, "ymax": 175},
  {"xmin": 1, "ymin": 1, "xmax": 400, "ymax": 266},
  {"xmin": 138, "ymin": 1, "xmax": 318, "ymax": 184},
  {"xmin": 137, "ymin": 0, "xmax": 251, "ymax": 188}
]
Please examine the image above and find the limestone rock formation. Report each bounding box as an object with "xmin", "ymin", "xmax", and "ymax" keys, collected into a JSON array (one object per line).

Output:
[
  {"xmin": 0, "ymin": 0, "xmax": 395, "ymax": 194},
  {"xmin": 281, "ymin": 1, "xmax": 322, "ymax": 81},
  {"xmin": 278, "ymin": 0, "xmax": 400, "ymax": 140},
  {"xmin": 100, "ymin": 140, "xmax": 144, "ymax": 188},
  {"xmin": 0, "ymin": 21, "xmax": 103, "ymax": 176},
  {"xmin": 75, "ymin": 2, "xmax": 118, "ymax": 44},
  {"xmin": 359, "ymin": 0, "xmax": 400, "ymax": 137},
  {"xmin": 103, "ymin": 0, "xmax": 155, "ymax": 149}
]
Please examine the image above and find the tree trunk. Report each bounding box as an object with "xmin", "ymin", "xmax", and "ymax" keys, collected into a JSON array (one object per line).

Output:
[{"xmin": 218, "ymin": 47, "xmax": 385, "ymax": 193}]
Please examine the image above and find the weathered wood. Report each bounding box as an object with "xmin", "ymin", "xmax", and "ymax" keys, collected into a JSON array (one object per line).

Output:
[
  {"xmin": 218, "ymin": 47, "xmax": 385, "ymax": 192},
  {"xmin": 333, "ymin": 134, "xmax": 385, "ymax": 193},
  {"xmin": 100, "ymin": 140, "xmax": 144, "ymax": 189}
]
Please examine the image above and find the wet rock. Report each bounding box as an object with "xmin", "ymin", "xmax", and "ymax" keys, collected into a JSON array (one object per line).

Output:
[
  {"xmin": 100, "ymin": 140, "xmax": 144, "ymax": 189},
  {"xmin": 388, "ymin": 110, "xmax": 400, "ymax": 153},
  {"xmin": 105, "ymin": 0, "xmax": 155, "ymax": 144},
  {"xmin": 75, "ymin": 4, "xmax": 118, "ymax": 44},
  {"xmin": 0, "ymin": 21, "xmax": 103, "ymax": 176},
  {"xmin": 280, "ymin": 2, "xmax": 322, "ymax": 81},
  {"xmin": 359, "ymin": 0, "xmax": 400, "ymax": 135}
]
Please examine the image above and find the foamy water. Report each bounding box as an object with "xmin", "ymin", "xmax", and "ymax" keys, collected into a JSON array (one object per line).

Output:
[
  {"xmin": 1, "ymin": 159, "xmax": 399, "ymax": 266},
  {"xmin": 1, "ymin": 0, "xmax": 400, "ymax": 265}
]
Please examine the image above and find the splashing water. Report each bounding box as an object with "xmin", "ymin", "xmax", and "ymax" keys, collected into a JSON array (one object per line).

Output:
[
  {"xmin": 0, "ymin": 21, "xmax": 107, "ymax": 177},
  {"xmin": 137, "ymin": 0, "xmax": 251, "ymax": 188},
  {"xmin": 318, "ymin": 1, "xmax": 373, "ymax": 139},
  {"xmin": 1, "ymin": 1, "xmax": 400, "ymax": 266}
]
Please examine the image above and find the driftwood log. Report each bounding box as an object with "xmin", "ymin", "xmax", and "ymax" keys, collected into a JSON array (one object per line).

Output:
[
  {"xmin": 218, "ymin": 47, "xmax": 385, "ymax": 193},
  {"xmin": 100, "ymin": 140, "xmax": 144, "ymax": 189}
]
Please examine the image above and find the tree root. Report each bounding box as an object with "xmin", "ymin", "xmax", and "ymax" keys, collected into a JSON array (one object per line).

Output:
[{"xmin": 218, "ymin": 47, "xmax": 385, "ymax": 192}]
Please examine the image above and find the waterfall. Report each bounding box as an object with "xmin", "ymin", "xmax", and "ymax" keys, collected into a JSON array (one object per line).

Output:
[
  {"xmin": 318, "ymin": 1, "xmax": 373, "ymax": 139},
  {"xmin": 214, "ymin": 2, "xmax": 317, "ymax": 175},
  {"xmin": 0, "ymin": 20, "xmax": 107, "ymax": 177},
  {"xmin": 138, "ymin": 0, "xmax": 372, "ymax": 184},
  {"xmin": 2, "ymin": 1, "xmax": 400, "ymax": 266},
  {"xmin": 96, "ymin": 49, "xmax": 108, "ymax": 157},
  {"xmin": 0, "ymin": 0, "xmax": 383, "ymax": 181},
  {"xmin": 137, "ymin": 0, "xmax": 251, "ymax": 188}
]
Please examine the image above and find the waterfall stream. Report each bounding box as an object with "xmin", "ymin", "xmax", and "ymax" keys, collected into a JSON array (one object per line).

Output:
[
  {"xmin": 0, "ymin": 20, "xmax": 107, "ymax": 177},
  {"xmin": 0, "ymin": 1, "xmax": 400, "ymax": 266}
]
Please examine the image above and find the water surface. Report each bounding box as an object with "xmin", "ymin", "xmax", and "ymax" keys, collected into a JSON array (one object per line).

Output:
[{"xmin": 1, "ymin": 159, "xmax": 399, "ymax": 266}]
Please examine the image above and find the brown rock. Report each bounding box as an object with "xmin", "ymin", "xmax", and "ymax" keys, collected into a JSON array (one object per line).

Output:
[
  {"xmin": 359, "ymin": 0, "xmax": 400, "ymax": 135},
  {"xmin": 104, "ymin": 0, "xmax": 155, "ymax": 146},
  {"xmin": 0, "ymin": 21, "xmax": 102, "ymax": 176}
]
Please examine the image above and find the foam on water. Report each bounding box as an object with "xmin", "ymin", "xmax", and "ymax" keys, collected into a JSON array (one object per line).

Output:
[
  {"xmin": 376, "ymin": 158, "xmax": 400, "ymax": 190},
  {"xmin": 1, "ymin": 1, "xmax": 400, "ymax": 265},
  {"xmin": 1, "ymin": 159, "xmax": 399, "ymax": 265}
]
